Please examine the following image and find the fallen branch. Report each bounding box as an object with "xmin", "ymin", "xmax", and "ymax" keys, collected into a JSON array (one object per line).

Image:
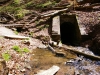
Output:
[
  {"xmin": 29, "ymin": 16, "xmax": 41, "ymax": 24},
  {"xmin": 41, "ymin": 8, "xmax": 70, "ymax": 18},
  {"xmin": 4, "ymin": 35, "xmax": 29, "ymax": 39},
  {"xmin": 62, "ymin": 44, "xmax": 100, "ymax": 60},
  {"xmin": 0, "ymin": 24, "xmax": 30, "ymax": 27},
  {"xmin": 47, "ymin": 44, "xmax": 66, "ymax": 57},
  {"xmin": 47, "ymin": 44, "xmax": 55, "ymax": 53},
  {"xmin": 29, "ymin": 5, "xmax": 73, "ymax": 23},
  {"xmin": 0, "ymin": 27, "xmax": 29, "ymax": 39},
  {"xmin": 5, "ymin": 13, "xmax": 16, "ymax": 21},
  {"xmin": 49, "ymin": 41, "xmax": 100, "ymax": 60}
]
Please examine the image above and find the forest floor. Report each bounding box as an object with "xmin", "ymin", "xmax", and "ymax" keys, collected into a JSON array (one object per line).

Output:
[{"xmin": 0, "ymin": 0, "xmax": 100, "ymax": 75}]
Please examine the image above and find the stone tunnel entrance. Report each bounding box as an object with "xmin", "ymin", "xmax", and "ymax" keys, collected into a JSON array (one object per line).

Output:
[
  {"xmin": 60, "ymin": 21, "xmax": 81, "ymax": 46},
  {"xmin": 52, "ymin": 15, "xmax": 81, "ymax": 46},
  {"xmin": 60, "ymin": 22, "xmax": 77, "ymax": 46}
]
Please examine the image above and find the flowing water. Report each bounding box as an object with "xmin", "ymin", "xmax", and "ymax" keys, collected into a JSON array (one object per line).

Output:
[{"xmin": 29, "ymin": 48, "xmax": 100, "ymax": 75}]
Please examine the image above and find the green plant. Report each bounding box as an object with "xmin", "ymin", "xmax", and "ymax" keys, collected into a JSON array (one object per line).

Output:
[
  {"xmin": 25, "ymin": 1, "xmax": 35, "ymax": 9},
  {"xmin": 36, "ymin": 1, "xmax": 56, "ymax": 9},
  {"xmin": 12, "ymin": 45, "xmax": 21, "ymax": 52},
  {"xmin": 14, "ymin": 31, "xmax": 18, "ymax": 35},
  {"xmin": 41, "ymin": 1, "xmax": 52, "ymax": 8},
  {"xmin": 35, "ymin": 21, "xmax": 40, "ymax": 25},
  {"xmin": 2, "ymin": 53, "xmax": 11, "ymax": 61},
  {"xmin": 0, "ymin": 6, "xmax": 15, "ymax": 13},
  {"xmin": 38, "ymin": 26, "xmax": 44, "ymax": 30},
  {"xmin": 22, "ymin": 48, "xmax": 30, "ymax": 53},
  {"xmin": 13, "ymin": 0, "xmax": 22, "ymax": 6},
  {"xmin": 12, "ymin": 45, "xmax": 30, "ymax": 53},
  {"xmin": 14, "ymin": 8, "xmax": 24, "ymax": 19},
  {"xmin": 29, "ymin": 32, "xmax": 34, "ymax": 37},
  {"xmin": 45, "ymin": 24, "xmax": 49, "ymax": 28},
  {"xmin": 25, "ymin": 38, "xmax": 30, "ymax": 40}
]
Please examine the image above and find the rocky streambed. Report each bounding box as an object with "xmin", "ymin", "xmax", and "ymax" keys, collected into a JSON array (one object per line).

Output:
[{"xmin": 29, "ymin": 48, "xmax": 100, "ymax": 75}]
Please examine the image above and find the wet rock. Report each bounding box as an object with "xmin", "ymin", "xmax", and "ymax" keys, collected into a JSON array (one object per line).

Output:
[
  {"xmin": 66, "ymin": 57, "xmax": 100, "ymax": 75},
  {"xmin": 55, "ymin": 51, "xmax": 66, "ymax": 57},
  {"xmin": 76, "ymin": 47, "xmax": 94, "ymax": 55},
  {"xmin": 38, "ymin": 44, "xmax": 47, "ymax": 49},
  {"xmin": 66, "ymin": 60, "xmax": 75, "ymax": 63},
  {"xmin": 74, "ymin": 69, "xmax": 80, "ymax": 75}
]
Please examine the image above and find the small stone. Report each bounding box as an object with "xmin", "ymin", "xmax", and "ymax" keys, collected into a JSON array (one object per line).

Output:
[
  {"xmin": 22, "ymin": 40, "xmax": 30, "ymax": 46},
  {"xmin": 66, "ymin": 60, "xmax": 75, "ymax": 63},
  {"xmin": 53, "ymin": 42, "xmax": 57, "ymax": 46},
  {"xmin": 25, "ymin": 65, "xmax": 31, "ymax": 70},
  {"xmin": 21, "ymin": 69, "xmax": 26, "ymax": 72},
  {"xmin": 8, "ymin": 74, "xmax": 13, "ymax": 75}
]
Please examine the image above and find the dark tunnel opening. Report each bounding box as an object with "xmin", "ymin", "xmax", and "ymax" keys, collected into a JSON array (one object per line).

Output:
[{"xmin": 60, "ymin": 22, "xmax": 80, "ymax": 46}]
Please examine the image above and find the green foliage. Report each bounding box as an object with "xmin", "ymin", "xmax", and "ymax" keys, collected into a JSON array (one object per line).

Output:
[
  {"xmin": 12, "ymin": 0, "xmax": 22, "ymax": 6},
  {"xmin": 14, "ymin": 31, "xmax": 18, "ymax": 35},
  {"xmin": 25, "ymin": 38, "xmax": 30, "ymax": 40},
  {"xmin": 0, "ymin": 6, "xmax": 28, "ymax": 19},
  {"xmin": 29, "ymin": 32, "xmax": 34, "ymax": 37},
  {"xmin": 12, "ymin": 45, "xmax": 21, "ymax": 52},
  {"xmin": 41, "ymin": 1, "xmax": 53, "ymax": 8},
  {"xmin": 2, "ymin": 53, "xmax": 11, "ymax": 61},
  {"xmin": 0, "ymin": 0, "xmax": 57, "ymax": 20},
  {"xmin": 25, "ymin": 0, "xmax": 56, "ymax": 9},
  {"xmin": 12, "ymin": 45, "xmax": 30, "ymax": 53},
  {"xmin": 37, "ymin": 24, "xmax": 49, "ymax": 30},
  {"xmin": 38, "ymin": 25, "xmax": 44, "ymax": 30},
  {"xmin": 22, "ymin": 48, "xmax": 30, "ymax": 53},
  {"xmin": 0, "ymin": 6, "xmax": 15, "ymax": 13},
  {"xmin": 14, "ymin": 8, "xmax": 26, "ymax": 19},
  {"xmin": 36, "ymin": 1, "xmax": 56, "ymax": 9},
  {"xmin": 45, "ymin": 24, "xmax": 49, "ymax": 28},
  {"xmin": 35, "ymin": 21, "xmax": 40, "ymax": 25},
  {"xmin": 25, "ymin": 1, "xmax": 35, "ymax": 9}
]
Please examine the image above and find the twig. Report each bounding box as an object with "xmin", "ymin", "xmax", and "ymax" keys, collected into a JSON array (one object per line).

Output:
[{"xmin": 6, "ymin": 13, "xmax": 16, "ymax": 21}]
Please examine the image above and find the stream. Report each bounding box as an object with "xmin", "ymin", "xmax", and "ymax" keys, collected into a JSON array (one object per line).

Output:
[{"xmin": 29, "ymin": 47, "xmax": 100, "ymax": 75}]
